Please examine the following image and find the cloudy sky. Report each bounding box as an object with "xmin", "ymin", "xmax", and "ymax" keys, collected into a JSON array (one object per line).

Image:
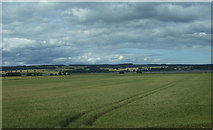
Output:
[{"xmin": 2, "ymin": 2, "xmax": 211, "ymax": 66}]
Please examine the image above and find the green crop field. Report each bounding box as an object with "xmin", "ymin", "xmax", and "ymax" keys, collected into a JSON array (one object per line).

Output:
[{"xmin": 2, "ymin": 73, "xmax": 211, "ymax": 128}]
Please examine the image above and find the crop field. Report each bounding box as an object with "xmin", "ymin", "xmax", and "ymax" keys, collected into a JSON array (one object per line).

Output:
[{"xmin": 2, "ymin": 73, "xmax": 211, "ymax": 128}]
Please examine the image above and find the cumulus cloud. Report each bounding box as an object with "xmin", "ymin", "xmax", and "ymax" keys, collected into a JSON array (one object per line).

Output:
[{"xmin": 2, "ymin": 2, "xmax": 211, "ymax": 65}]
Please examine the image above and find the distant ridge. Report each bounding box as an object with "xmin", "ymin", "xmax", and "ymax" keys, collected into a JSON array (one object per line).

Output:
[{"xmin": 1, "ymin": 63, "xmax": 212, "ymax": 67}]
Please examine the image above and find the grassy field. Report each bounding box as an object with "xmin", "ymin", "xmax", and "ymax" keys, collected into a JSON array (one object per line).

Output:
[{"xmin": 2, "ymin": 73, "xmax": 211, "ymax": 128}]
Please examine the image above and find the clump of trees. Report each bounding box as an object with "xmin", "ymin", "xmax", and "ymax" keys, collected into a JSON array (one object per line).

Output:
[
  {"xmin": 136, "ymin": 69, "xmax": 143, "ymax": 74},
  {"xmin": 51, "ymin": 71, "xmax": 70, "ymax": 76},
  {"xmin": 119, "ymin": 71, "xmax": 124, "ymax": 74},
  {"xmin": 26, "ymin": 73, "xmax": 42, "ymax": 76},
  {"xmin": 58, "ymin": 72, "xmax": 62, "ymax": 75},
  {"xmin": 4, "ymin": 72, "xmax": 22, "ymax": 77}
]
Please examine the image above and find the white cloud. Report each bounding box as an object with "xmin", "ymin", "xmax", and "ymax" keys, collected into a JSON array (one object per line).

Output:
[
  {"xmin": 2, "ymin": 29, "xmax": 13, "ymax": 35},
  {"xmin": 72, "ymin": 8, "xmax": 88, "ymax": 21},
  {"xmin": 193, "ymin": 32, "xmax": 207, "ymax": 37},
  {"xmin": 3, "ymin": 37, "xmax": 36, "ymax": 51},
  {"xmin": 118, "ymin": 56, "xmax": 123, "ymax": 60},
  {"xmin": 192, "ymin": 45, "xmax": 202, "ymax": 48}
]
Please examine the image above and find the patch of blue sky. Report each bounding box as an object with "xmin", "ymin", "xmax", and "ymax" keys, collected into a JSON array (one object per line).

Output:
[
  {"xmin": 118, "ymin": 46, "xmax": 211, "ymax": 64},
  {"xmin": 48, "ymin": 10, "xmax": 70, "ymax": 30}
]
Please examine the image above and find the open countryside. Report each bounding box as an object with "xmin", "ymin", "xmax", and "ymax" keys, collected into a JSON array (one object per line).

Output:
[
  {"xmin": 2, "ymin": 2, "xmax": 212, "ymax": 129},
  {"xmin": 3, "ymin": 72, "xmax": 211, "ymax": 128}
]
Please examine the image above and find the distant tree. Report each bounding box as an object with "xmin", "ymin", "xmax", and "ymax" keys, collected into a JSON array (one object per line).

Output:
[
  {"xmin": 36, "ymin": 73, "xmax": 42, "ymax": 76},
  {"xmin": 50, "ymin": 73, "xmax": 53, "ymax": 76},
  {"xmin": 5, "ymin": 72, "xmax": 21, "ymax": 77},
  {"xmin": 27, "ymin": 73, "xmax": 32, "ymax": 76},
  {"xmin": 58, "ymin": 72, "xmax": 62, "ymax": 75},
  {"xmin": 119, "ymin": 71, "xmax": 124, "ymax": 74},
  {"xmin": 136, "ymin": 69, "xmax": 142, "ymax": 74},
  {"xmin": 55, "ymin": 73, "xmax": 58, "ymax": 76},
  {"xmin": 63, "ymin": 72, "xmax": 66, "ymax": 75}
]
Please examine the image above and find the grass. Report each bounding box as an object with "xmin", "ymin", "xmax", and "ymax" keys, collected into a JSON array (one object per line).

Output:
[{"xmin": 2, "ymin": 73, "xmax": 211, "ymax": 128}]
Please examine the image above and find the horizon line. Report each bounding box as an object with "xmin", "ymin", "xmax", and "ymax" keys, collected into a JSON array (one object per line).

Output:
[{"xmin": 1, "ymin": 63, "xmax": 212, "ymax": 67}]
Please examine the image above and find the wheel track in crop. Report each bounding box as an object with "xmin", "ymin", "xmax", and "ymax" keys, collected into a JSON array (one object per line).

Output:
[{"xmin": 61, "ymin": 78, "xmax": 184, "ymax": 128}]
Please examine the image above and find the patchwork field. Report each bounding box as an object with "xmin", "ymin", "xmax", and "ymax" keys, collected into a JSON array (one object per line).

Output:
[{"xmin": 2, "ymin": 73, "xmax": 211, "ymax": 128}]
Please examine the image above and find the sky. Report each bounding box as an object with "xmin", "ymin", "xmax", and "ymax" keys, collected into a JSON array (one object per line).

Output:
[{"xmin": 2, "ymin": 2, "xmax": 211, "ymax": 66}]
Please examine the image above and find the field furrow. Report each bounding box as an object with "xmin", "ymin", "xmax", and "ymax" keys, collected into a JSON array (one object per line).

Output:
[{"xmin": 66, "ymin": 78, "xmax": 184, "ymax": 128}]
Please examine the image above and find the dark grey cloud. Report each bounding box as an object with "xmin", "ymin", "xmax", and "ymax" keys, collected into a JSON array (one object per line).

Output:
[{"xmin": 2, "ymin": 2, "xmax": 211, "ymax": 65}]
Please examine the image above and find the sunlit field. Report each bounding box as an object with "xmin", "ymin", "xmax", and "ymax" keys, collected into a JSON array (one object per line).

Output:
[{"xmin": 3, "ymin": 73, "xmax": 211, "ymax": 128}]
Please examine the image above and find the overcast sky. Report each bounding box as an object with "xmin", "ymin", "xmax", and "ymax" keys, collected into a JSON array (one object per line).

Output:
[{"xmin": 2, "ymin": 2, "xmax": 211, "ymax": 66}]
